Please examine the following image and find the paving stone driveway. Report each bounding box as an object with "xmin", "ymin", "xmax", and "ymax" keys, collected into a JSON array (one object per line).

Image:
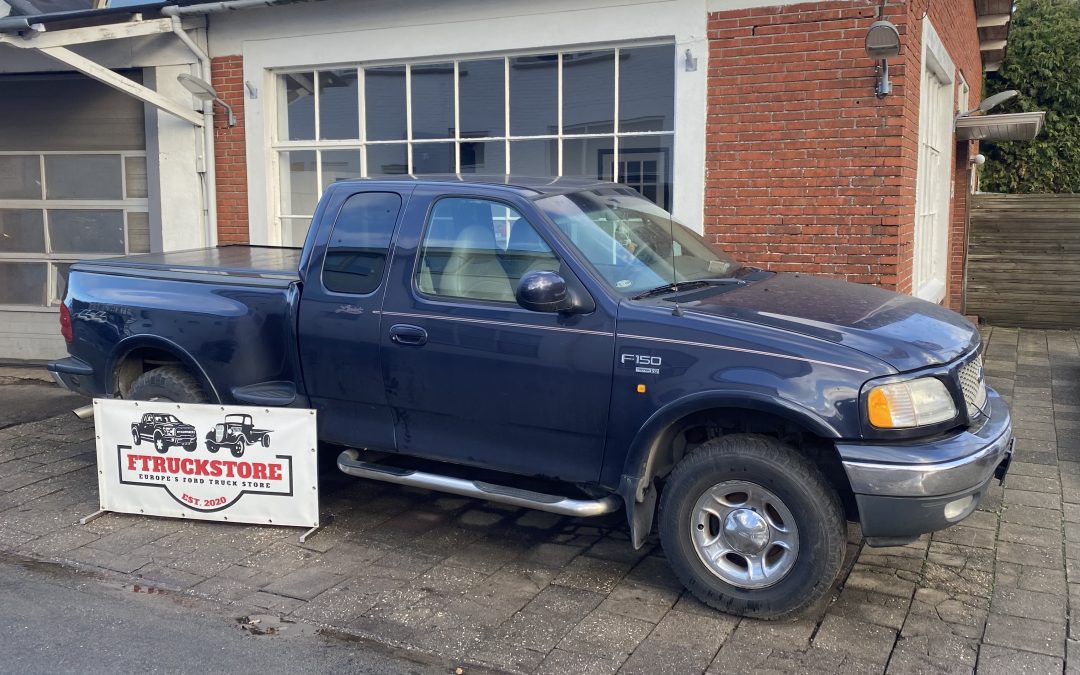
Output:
[{"xmin": 1, "ymin": 327, "xmax": 1077, "ymax": 674}]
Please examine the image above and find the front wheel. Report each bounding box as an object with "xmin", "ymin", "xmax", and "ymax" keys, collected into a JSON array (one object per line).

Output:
[
  {"xmin": 231, "ymin": 441, "xmax": 246, "ymax": 458},
  {"xmin": 131, "ymin": 428, "xmax": 141, "ymax": 446},
  {"xmin": 153, "ymin": 432, "xmax": 167, "ymax": 454},
  {"xmin": 658, "ymin": 434, "xmax": 846, "ymax": 620}
]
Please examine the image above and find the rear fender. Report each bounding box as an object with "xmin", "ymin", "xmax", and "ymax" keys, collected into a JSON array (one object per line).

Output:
[
  {"xmin": 617, "ymin": 391, "xmax": 841, "ymax": 548},
  {"xmin": 108, "ymin": 335, "xmax": 221, "ymax": 403}
]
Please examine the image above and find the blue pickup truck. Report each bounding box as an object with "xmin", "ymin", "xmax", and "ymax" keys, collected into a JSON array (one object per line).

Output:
[{"xmin": 50, "ymin": 176, "xmax": 1013, "ymax": 618}]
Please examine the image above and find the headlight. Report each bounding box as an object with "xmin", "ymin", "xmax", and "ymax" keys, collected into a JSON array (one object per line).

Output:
[{"xmin": 867, "ymin": 377, "xmax": 957, "ymax": 428}]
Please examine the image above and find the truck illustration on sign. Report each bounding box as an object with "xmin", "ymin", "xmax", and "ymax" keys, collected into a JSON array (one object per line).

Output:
[
  {"xmin": 130, "ymin": 413, "xmax": 198, "ymax": 453},
  {"xmin": 204, "ymin": 413, "xmax": 271, "ymax": 458}
]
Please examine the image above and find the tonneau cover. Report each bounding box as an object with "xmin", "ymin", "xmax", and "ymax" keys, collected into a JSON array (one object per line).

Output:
[{"xmin": 73, "ymin": 245, "xmax": 301, "ymax": 285}]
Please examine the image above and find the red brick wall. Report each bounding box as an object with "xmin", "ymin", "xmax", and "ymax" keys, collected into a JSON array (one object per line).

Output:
[
  {"xmin": 210, "ymin": 55, "xmax": 249, "ymax": 244},
  {"xmin": 705, "ymin": 0, "xmax": 980, "ymax": 308}
]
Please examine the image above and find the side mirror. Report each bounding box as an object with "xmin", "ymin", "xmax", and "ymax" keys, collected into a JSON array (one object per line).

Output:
[{"xmin": 515, "ymin": 271, "xmax": 575, "ymax": 313}]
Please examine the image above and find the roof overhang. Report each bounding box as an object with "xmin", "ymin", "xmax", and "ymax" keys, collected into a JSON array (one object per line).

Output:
[
  {"xmin": 955, "ymin": 111, "xmax": 1045, "ymax": 142},
  {"xmin": 975, "ymin": 0, "xmax": 1013, "ymax": 72}
]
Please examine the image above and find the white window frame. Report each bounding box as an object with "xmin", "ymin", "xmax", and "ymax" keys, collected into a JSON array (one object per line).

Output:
[
  {"xmin": 912, "ymin": 20, "xmax": 956, "ymax": 304},
  {"xmin": 269, "ymin": 45, "xmax": 677, "ymax": 245},
  {"xmin": 0, "ymin": 150, "xmax": 150, "ymax": 312}
]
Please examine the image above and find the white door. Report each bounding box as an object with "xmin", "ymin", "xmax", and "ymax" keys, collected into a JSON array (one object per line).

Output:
[{"xmin": 912, "ymin": 22, "xmax": 956, "ymax": 304}]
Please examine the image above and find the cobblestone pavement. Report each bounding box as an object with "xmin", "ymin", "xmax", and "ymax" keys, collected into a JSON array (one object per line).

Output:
[{"xmin": 1, "ymin": 327, "xmax": 1077, "ymax": 674}]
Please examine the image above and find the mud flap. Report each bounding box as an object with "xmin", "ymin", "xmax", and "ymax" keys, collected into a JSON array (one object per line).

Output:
[{"xmin": 628, "ymin": 480, "xmax": 658, "ymax": 550}]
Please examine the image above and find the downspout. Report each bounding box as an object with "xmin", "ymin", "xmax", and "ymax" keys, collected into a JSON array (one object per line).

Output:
[{"xmin": 161, "ymin": 9, "xmax": 218, "ymax": 247}]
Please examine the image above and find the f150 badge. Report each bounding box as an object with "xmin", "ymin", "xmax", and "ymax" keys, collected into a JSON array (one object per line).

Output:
[{"xmin": 622, "ymin": 353, "xmax": 662, "ymax": 375}]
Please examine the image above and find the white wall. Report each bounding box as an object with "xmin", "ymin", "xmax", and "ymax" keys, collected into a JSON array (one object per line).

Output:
[{"xmin": 208, "ymin": 0, "xmax": 710, "ymax": 241}]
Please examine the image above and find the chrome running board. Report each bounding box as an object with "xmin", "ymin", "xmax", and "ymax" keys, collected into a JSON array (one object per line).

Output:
[{"xmin": 337, "ymin": 449, "xmax": 621, "ymax": 517}]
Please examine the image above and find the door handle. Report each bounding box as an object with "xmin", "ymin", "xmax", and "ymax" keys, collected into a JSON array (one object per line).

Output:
[{"xmin": 389, "ymin": 324, "xmax": 428, "ymax": 346}]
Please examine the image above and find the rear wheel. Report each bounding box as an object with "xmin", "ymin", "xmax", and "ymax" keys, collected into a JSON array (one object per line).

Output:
[
  {"xmin": 127, "ymin": 366, "xmax": 209, "ymax": 404},
  {"xmin": 658, "ymin": 434, "xmax": 846, "ymax": 619}
]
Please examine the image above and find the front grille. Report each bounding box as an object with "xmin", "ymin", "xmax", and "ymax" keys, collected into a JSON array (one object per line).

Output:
[{"xmin": 958, "ymin": 354, "xmax": 988, "ymax": 417}]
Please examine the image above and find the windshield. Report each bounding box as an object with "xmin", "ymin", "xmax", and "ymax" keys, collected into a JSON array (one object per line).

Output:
[
  {"xmin": 536, "ymin": 189, "xmax": 740, "ymax": 296},
  {"xmin": 155, "ymin": 415, "xmax": 179, "ymax": 423}
]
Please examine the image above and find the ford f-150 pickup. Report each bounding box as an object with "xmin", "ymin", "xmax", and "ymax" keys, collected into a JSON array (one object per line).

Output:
[{"xmin": 49, "ymin": 176, "xmax": 1013, "ymax": 618}]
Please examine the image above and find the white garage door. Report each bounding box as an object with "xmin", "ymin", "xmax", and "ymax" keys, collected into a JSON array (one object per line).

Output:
[{"xmin": 0, "ymin": 72, "xmax": 149, "ymax": 361}]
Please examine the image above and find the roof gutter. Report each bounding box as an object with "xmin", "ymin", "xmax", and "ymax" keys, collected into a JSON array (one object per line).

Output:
[{"xmin": 160, "ymin": 0, "xmax": 311, "ymax": 17}]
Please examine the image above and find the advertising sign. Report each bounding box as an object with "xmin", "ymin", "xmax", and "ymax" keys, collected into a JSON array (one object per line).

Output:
[{"xmin": 93, "ymin": 399, "xmax": 318, "ymax": 528}]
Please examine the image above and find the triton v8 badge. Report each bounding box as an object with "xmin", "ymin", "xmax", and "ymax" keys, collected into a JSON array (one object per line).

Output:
[{"xmin": 622, "ymin": 353, "xmax": 662, "ymax": 375}]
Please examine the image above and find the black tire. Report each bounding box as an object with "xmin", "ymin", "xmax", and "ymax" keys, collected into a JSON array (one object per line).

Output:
[
  {"xmin": 231, "ymin": 441, "xmax": 245, "ymax": 458},
  {"xmin": 153, "ymin": 431, "xmax": 167, "ymax": 454},
  {"xmin": 206, "ymin": 441, "xmax": 219, "ymax": 454},
  {"xmin": 182, "ymin": 443, "xmax": 196, "ymax": 453},
  {"xmin": 260, "ymin": 435, "xmax": 270, "ymax": 448},
  {"xmin": 131, "ymin": 428, "xmax": 141, "ymax": 446},
  {"xmin": 127, "ymin": 366, "xmax": 210, "ymax": 404},
  {"xmin": 658, "ymin": 434, "xmax": 845, "ymax": 620}
]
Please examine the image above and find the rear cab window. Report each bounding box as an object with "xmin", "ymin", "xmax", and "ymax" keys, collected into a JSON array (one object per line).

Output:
[{"xmin": 321, "ymin": 191, "xmax": 403, "ymax": 295}]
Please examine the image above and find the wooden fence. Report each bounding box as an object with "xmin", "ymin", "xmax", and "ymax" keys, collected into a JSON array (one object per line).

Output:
[{"xmin": 965, "ymin": 193, "xmax": 1080, "ymax": 329}]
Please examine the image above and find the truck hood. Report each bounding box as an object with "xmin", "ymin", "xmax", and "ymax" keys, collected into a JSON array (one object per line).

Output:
[{"xmin": 675, "ymin": 272, "xmax": 979, "ymax": 372}]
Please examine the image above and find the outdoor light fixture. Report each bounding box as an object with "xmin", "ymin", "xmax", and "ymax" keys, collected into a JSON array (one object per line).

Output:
[
  {"xmin": 959, "ymin": 89, "xmax": 1019, "ymax": 117},
  {"xmin": 864, "ymin": 20, "xmax": 901, "ymax": 98},
  {"xmin": 178, "ymin": 73, "xmax": 236, "ymax": 127}
]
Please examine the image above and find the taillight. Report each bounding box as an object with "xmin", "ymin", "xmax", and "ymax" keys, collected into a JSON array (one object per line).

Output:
[{"xmin": 60, "ymin": 304, "xmax": 73, "ymax": 343}]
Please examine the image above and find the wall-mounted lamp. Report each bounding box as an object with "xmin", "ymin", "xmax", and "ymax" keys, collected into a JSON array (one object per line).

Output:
[
  {"xmin": 969, "ymin": 153, "xmax": 986, "ymax": 166},
  {"xmin": 178, "ymin": 73, "xmax": 237, "ymax": 127},
  {"xmin": 684, "ymin": 48, "xmax": 697, "ymax": 73},
  {"xmin": 865, "ymin": 20, "xmax": 901, "ymax": 98}
]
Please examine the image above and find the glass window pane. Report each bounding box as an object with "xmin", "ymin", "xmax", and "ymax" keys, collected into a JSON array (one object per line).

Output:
[
  {"xmin": 319, "ymin": 69, "xmax": 359, "ymax": 140},
  {"xmin": 54, "ymin": 262, "xmax": 73, "ymax": 304},
  {"xmin": 323, "ymin": 192, "xmax": 402, "ymax": 295},
  {"xmin": 281, "ymin": 217, "xmax": 311, "ymax": 247},
  {"xmin": 321, "ymin": 150, "xmax": 361, "ymax": 191},
  {"xmin": 125, "ymin": 156, "xmax": 148, "ymax": 198},
  {"xmin": 562, "ymin": 51, "xmax": 615, "ymax": 134},
  {"xmin": 417, "ymin": 197, "xmax": 529, "ymax": 303},
  {"xmin": 366, "ymin": 144, "xmax": 408, "ymax": 176},
  {"xmin": 412, "ymin": 142, "xmax": 455, "ymax": 175},
  {"xmin": 509, "ymin": 139, "xmax": 557, "ymax": 176},
  {"xmin": 279, "ymin": 150, "xmax": 318, "ymax": 216},
  {"xmin": 460, "ymin": 141, "xmax": 505, "ymax": 174},
  {"xmin": 0, "ymin": 209, "xmax": 46, "ymax": 253},
  {"xmin": 47, "ymin": 210, "xmax": 125, "ymax": 253},
  {"xmin": 459, "ymin": 59, "xmax": 505, "ymax": 138},
  {"xmin": 619, "ymin": 45, "xmax": 675, "ymax": 133},
  {"xmin": 0, "ymin": 155, "xmax": 41, "ymax": 199},
  {"xmin": 509, "ymin": 54, "xmax": 557, "ymax": 136},
  {"xmin": 0, "ymin": 262, "xmax": 46, "ymax": 306},
  {"xmin": 618, "ymin": 134, "xmax": 673, "ymax": 210},
  {"xmin": 411, "ymin": 63, "xmax": 454, "ymax": 140},
  {"xmin": 45, "ymin": 154, "xmax": 123, "ymax": 200},
  {"xmin": 127, "ymin": 211, "xmax": 150, "ymax": 253},
  {"xmin": 365, "ymin": 66, "xmax": 407, "ymax": 141},
  {"xmin": 279, "ymin": 72, "xmax": 316, "ymax": 141},
  {"xmin": 562, "ymin": 137, "xmax": 615, "ymax": 180}
]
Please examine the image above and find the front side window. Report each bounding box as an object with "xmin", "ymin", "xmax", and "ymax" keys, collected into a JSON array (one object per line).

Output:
[
  {"xmin": 537, "ymin": 189, "xmax": 739, "ymax": 296},
  {"xmin": 417, "ymin": 198, "xmax": 558, "ymax": 303},
  {"xmin": 322, "ymin": 192, "xmax": 402, "ymax": 295},
  {"xmin": 272, "ymin": 44, "xmax": 676, "ymax": 245}
]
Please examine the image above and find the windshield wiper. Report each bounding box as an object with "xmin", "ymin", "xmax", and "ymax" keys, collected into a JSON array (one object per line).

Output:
[
  {"xmin": 632, "ymin": 280, "xmax": 711, "ymax": 300},
  {"xmin": 631, "ymin": 278, "xmax": 747, "ymax": 300}
]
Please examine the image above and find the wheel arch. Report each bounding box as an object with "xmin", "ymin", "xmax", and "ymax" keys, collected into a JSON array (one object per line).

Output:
[
  {"xmin": 108, "ymin": 336, "xmax": 220, "ymax": 403},
  {"xmin": 618, "ymin": 392, "xmax": 855, "ymax": 548}
]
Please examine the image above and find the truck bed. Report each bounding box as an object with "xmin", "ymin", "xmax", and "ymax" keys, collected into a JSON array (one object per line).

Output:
[{"xmin": 72, "ymin": 245, "xmax": 301, "ymax": 287}]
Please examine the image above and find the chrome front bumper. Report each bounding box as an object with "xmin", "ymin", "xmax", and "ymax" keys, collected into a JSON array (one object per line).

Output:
[{"xmin": 838, "ymin": 388, "xmax": 1013, "ymax": 498}]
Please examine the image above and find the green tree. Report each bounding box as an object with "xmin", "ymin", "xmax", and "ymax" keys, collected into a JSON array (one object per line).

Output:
[{"xmin": 980, "ymin": 0, "xmax": 1080, "ymax": 193}]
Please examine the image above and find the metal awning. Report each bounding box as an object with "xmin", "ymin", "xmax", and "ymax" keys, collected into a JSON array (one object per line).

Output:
[{"xmin": 955, "ymin": 111, "xmax": 1045, "ymax": 142}]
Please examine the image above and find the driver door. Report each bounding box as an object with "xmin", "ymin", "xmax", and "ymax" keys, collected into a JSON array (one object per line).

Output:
[{"xmin": 380, "ymin": 186, "xmax": 616, "ymax": 483}]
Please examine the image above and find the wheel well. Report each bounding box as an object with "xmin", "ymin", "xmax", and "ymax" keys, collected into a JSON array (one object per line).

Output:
[
  {"xmin": 650, "ymin": 408, "xmax": 859, "ymax": 522},
  {"xmin": 113, "ymin": 346, "xmax": 213, "ymax": 400}
]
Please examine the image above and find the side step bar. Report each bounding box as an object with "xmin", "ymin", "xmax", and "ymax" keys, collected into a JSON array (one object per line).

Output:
[{"xmin": 337, "ymin": 449, "xmax": 621, "ymax": 517}]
